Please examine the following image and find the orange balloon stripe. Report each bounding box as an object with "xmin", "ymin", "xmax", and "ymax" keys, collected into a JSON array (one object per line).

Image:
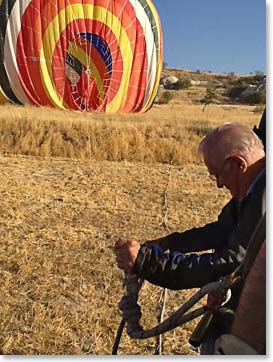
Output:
[
  {"xmin": 16, "ymin": 32, "xmax": 54, "ymax": 106},
  {"xmin": 120, "ymin": 26, "xmax": 148, "ymax": 112},
  {"xmin": 16, "ymin": 2, "xmax": 55, "ymax": 106},
  {"xmin": 120, "ymin": 60, "xmax": 148, "ymax": 112}
]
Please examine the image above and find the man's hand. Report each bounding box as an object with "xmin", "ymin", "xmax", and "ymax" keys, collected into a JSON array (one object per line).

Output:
[{"xmin": 114, "ymin": 239, "xmax": 141, "ymax": 273}]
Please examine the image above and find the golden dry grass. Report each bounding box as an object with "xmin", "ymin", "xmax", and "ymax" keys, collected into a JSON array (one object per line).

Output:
[
  {"xmin": 0, "ymin": 101, "xmax": 262, "ymax": 164},
  {"xmin": 0, "ymin": 98, "xmax": 264, "ymax": 355}
]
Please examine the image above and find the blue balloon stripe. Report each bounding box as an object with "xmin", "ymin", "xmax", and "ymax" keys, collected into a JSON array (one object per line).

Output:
[{"xmin": 80, "ymin": 33, "xmax": 112, "ymax": 74}]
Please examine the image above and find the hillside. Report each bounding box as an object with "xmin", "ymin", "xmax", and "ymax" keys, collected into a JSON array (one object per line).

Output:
[{"xmin": 158, "ymin": 68, "xmax": 266, "ymax": 107}]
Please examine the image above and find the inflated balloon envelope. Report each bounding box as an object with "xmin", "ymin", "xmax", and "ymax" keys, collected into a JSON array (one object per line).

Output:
[{"xmin": 0, "ymin": 0, "xmax": 163, "ymax": 112}]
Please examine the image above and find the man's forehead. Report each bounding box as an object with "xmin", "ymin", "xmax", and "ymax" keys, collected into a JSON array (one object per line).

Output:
[{"xmin": 203, "ymin": 151, "xmax": 221, "ymax": 171}]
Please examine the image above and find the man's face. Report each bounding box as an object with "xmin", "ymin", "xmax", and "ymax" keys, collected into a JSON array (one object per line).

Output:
[{"xmin": 204, "ymin": 153, "xmax": 244, "ymax": 200}]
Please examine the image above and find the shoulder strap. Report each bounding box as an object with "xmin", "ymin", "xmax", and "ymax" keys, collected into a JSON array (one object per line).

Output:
[{"xmin": 234, "ymin": 212, "xmax": 266, "ymax": 282}]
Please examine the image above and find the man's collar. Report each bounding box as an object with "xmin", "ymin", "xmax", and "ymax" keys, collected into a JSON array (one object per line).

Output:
[{"xmin": 246, "ymin": 167, "xmax": 266, "ymax": 197}]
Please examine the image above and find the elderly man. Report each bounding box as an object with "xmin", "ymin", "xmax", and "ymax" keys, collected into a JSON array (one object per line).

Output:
[{"xmin": 115, "ymin": 122, "xmax": 266, "ymax": 352}]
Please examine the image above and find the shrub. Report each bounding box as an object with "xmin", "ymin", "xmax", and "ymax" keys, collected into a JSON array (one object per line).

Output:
[
  {"xmin": 201, "ymin": 87, "xmax": 217, "ymax": 106},
  {"xmin": 242, "ymin": 91, "xmax": 266, "ymax": 105},
  {"xmin": 252, "ymin": 71, "xmax": 265, "ymax": 82},
  {"xmin": 227, "ymin": 86, "xmax": 247, "ymax": 99},
  {"xmin": 158, "ymin": 91, "xmax": 173, "ymax": 104},
  {"xmin": 232, "ymin": 78, "xmax": 247, "ymax": 87},
  {"xmin": 172, "ymin": 78, "xmax": 192, "ymax": 90},
  {"xmin": 253, "ymin": 105, "xmax": 265, "ymax": 113}
]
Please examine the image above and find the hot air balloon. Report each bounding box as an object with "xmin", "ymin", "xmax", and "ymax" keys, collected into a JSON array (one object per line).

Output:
[{"xmin": 0, "ymin": 0, "xmax": 163, "ymax": 112}]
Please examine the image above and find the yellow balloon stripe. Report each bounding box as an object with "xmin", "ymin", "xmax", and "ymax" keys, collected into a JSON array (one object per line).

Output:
[
  {"xmin": 68, "ymin": 43, "xmax": 104, "ymax": 103},
  {"xmin": 40, "ymin": 4, "xmax": 133, "ymax": 112},
  {"xmin": 0, "ymin": 85, "xmax": 9, "ymax": 104}
]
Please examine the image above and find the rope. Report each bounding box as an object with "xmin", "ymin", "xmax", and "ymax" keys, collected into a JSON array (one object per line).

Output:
[
  {"xmin": 111, "ymin": 319, "xmax": 125, "ymax": 355},
  {"xmin": 118, "ymin": 274, "xmax": 231, "ymax": 340},
  {"xmin": 162, "ymin": 166, "xmax": 172, "ymax": 234},
  {"xmin": 155, "ymin": 287, "xmax": 167, "ymax": 354},
  {"xmin": 112, "ymin": 275, "xmax": 143, "ymax": 355},
  {"xmin": 112, "ymin": 167, "xmax": 172, "ymax": 355},
  {"xmin": 155, "ymin": 166, "xmax": 172, "ymax": 354}
]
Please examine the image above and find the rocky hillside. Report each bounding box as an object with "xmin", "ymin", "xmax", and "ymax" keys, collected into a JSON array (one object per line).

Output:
[{"xmin": 157, "ymin": 68, "xmax": 266, "ymax": 107}]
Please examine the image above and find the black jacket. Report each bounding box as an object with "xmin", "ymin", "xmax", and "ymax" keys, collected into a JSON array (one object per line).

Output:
[
  {"xmin": 253, "ymin": 107, "xmax": 266, "ymax": 148},
  {"xmin": 132, "ymin": 170, "xmax": 266, "ymax": 290}
]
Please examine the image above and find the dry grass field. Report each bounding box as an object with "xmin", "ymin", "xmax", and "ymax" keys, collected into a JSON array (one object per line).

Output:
[{"xmin": 0, "ymin": 84, "xmax": 264, "ymax": 355}]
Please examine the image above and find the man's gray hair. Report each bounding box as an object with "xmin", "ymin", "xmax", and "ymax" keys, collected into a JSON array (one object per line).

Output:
[{"xmin": 198, "ymin": 122, "xmax": 264, "ymax": 160}]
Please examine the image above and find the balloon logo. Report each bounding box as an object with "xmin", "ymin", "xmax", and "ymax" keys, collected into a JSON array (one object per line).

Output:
[{"xmin": 0, "ymin": 0, "xmax": 163, "ymax": 112}]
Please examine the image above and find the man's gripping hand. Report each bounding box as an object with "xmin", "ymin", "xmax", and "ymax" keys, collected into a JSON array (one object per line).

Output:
[{"xmin": 114, "ymin": 239, "xmax": 141, "ymax": 273}]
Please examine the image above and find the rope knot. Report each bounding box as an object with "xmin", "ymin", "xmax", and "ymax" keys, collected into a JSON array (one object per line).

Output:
[{"xmin": 118, "ymin": 296, "xmax": 142, "ymax": 324}]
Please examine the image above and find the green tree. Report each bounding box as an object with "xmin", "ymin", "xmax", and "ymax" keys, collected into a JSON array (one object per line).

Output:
[{"xmin": 201, "ymin": 87, "xmax": 217, "ymax": 111}]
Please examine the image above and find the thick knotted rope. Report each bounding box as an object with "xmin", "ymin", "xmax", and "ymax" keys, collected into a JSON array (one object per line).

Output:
[{"xmin": 117, "ymin": 274, "xmax": 232, "ymax": 341}]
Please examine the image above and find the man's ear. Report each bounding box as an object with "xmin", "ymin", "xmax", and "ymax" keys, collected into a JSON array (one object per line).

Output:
[{"xmin": 232, "ymin": 155, "xmax": 247, "ymax": 173}]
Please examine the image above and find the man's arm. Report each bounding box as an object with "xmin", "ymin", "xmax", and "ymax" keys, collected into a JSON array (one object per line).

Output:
[
  {"xmin": 131, "ymin": 243, "xmax": 245, "ymax": 289},
  {"xmin": 115, "ymin": 238, "xmax": 245, "ymax": 290},
  {"xmin": 145, "ymin": 198, "xmax": 236, "ymax": 253}
]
